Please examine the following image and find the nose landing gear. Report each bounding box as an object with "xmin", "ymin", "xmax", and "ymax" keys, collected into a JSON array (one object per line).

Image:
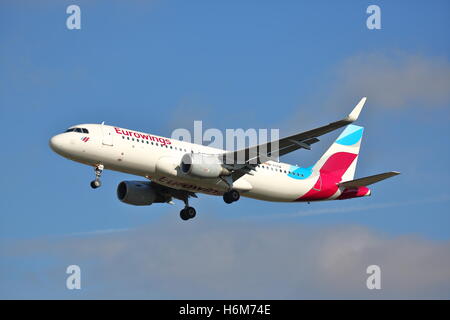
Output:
[
  {"xmin": 90, "ymin": 164, "xmax": 104, "ymax": 189},
  {"xmin": 223, "ymin": 189, "xmax": 240, "ymax": 204}
]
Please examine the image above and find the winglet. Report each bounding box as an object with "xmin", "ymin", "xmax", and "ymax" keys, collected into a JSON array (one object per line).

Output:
[{"xmin": 344, "ymin": 97, "xmax": 367, "ymax": 122}]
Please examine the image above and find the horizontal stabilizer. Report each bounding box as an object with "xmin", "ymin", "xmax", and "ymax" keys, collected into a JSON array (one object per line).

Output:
[{"xmin": 339, "ymin": 171, "xmax": 400, "ymax": 188}]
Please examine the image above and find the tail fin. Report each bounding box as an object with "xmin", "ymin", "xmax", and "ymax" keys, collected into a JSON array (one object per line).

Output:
[{"xmin": 312, "ymin": 124, "xmax": 364, "ymax": 181}]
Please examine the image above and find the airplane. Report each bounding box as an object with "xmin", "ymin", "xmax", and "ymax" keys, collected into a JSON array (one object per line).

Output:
[{"xmin": 49, "ymin": 97, "xmax": 399, "ymax": 221}]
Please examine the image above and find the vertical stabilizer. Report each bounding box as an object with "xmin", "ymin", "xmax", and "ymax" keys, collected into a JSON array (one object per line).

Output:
[{"xmin": 312, "ymin": 124, "xmax": 364, "ymax": 182}]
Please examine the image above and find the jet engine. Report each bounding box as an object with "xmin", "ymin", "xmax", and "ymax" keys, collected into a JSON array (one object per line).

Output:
[
  {"xmin": 180, "ymin": 153, "xmax": 230, "ymax": 178},
  {"xmin": 117, "ymin": 181, "xmax": 164, "ymax": 206}
]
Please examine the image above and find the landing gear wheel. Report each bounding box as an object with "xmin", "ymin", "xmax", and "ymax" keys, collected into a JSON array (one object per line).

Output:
[
  {"xmin": 223, "ymin": 190, "xmax": 240, "ymax": 204},
  {"xmin": 229, "ymin": 190, "xmax": 240, "ymax": 202},
  {"xmin": 223, "ymin": 193, "xmax": 233, "ymax": 204},
  {"xmin": 90, "ymin": 180, "xmax": 101, "ymax": 189},
  {"xmin": 180, "ymin": 209, "xmax": 190, "ymax": 221},
  {"xmin": 180, "ymin": 207, "xmax": 196, "ymax": 220},
  {"xmin": 186, "ymin": 207, "xmax": 196, "ymax": 219}
]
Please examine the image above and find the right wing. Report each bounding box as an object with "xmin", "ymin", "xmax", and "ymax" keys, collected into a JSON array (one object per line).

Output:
[{"xmin": 149, "ymin": 181, "xmax": 198, "ymax": 204}]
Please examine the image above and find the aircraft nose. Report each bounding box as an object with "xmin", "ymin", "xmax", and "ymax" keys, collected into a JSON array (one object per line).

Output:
[{"xmin": 49, "ymin": 134, "xmax": 65, "ymax": 154}]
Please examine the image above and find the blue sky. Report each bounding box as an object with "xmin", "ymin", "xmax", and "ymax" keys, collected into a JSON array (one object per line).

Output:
[{"xmin": 1, "ymin": 0, "xmax": 449, "ymax": 299}]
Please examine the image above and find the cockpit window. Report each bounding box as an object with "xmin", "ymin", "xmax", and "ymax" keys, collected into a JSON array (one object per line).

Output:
[{"xmin": 65, "ymin": 128, "xmax": 89, "ymax": 134}]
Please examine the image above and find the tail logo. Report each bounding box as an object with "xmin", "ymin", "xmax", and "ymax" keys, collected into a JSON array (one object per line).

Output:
[
  {"xmin": 297, "ymin": 152, "xmax": 358, "ymax": 201},
  {"xmin": 335, "ymin": 126, "xmax": 363, "ymax": 146}
]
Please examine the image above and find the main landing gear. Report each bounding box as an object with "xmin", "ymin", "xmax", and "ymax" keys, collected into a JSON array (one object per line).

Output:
[
  {"xmin": 90, "ymin": 164, "xmax": 104, "ymax": 189},
  {"xmin": 180, "ymin": 206, "xmax": 196, "ymax": 221},
  {"xmin": 223, "ymin": 189, "xmax": 240, "ymax": 204},
  {"xmin": 180, "ymin": 198, "xmax": 196, "ymax": 221}
]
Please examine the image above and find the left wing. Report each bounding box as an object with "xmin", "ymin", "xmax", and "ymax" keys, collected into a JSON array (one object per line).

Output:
[{"xmin": 221, "ymin": 97, "xmax": 367, "ymax": 180}]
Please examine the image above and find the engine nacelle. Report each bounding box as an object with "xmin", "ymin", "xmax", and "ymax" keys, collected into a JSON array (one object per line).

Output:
[
  {"xmin": 117, "ymin": 181, "xmax": 160, "ymax": 206},
  {"xmin": 180, "ymin": 153, "xmax": 230, "ymax": 178}
]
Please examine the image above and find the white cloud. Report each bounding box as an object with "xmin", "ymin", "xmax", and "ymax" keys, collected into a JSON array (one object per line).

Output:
[
  {"xmin": 3, "ymin": 219, "xmax": 450, "ymax": 299},
  {"xmin": 331, "ymin": 51, "xmax": 450, "ymax": 109}
]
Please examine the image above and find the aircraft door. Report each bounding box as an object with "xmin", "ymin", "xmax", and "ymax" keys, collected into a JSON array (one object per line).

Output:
[{"xmin": 102, "ymin": 124, "xmax": 114, "ymax": 146}]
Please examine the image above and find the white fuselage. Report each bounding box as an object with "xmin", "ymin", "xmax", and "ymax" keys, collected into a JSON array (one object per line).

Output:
[{"xmin": 49, "ymin": 124, "xmax": 343, "ymax": 202}]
